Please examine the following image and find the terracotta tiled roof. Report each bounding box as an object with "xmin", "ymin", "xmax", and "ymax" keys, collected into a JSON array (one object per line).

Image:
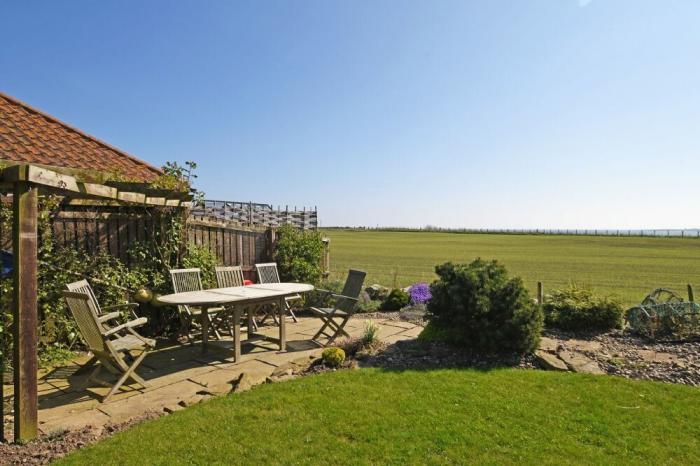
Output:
[{"xmin": 0, "ymin": 92, "xmax": 161, "ymax": 182}]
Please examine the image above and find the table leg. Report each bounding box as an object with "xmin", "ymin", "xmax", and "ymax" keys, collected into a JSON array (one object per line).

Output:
[
  {"xmin": 233, "ymin": 307, "xmax": 242, "ymax": 362},
  {"xmin": 201, "ymin": 306, "xmax": 209, "ymax": 354},
  {"xmin": 278, "ymin": 297, "xmax": 286, "ymax": 351}
]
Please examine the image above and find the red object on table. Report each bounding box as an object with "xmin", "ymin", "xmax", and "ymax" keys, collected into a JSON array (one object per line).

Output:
[{"xmin": 243, "ymin": 279, "xmax": 254, "ymax": 286}]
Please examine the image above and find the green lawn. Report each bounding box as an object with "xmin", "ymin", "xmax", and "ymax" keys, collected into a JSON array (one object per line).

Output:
[
  {"xmin": 324, "ymin": 229, "xmax": 700, "ymax": 305},
  {"xmin": 59, "ymin": 369, "xmax": 700, "ymax": 465}
]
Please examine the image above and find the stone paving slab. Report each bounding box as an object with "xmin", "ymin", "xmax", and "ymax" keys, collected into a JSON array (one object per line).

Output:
[{"xmin": 7, "ymin": 316, "xmax": 421, "ymax": 436}]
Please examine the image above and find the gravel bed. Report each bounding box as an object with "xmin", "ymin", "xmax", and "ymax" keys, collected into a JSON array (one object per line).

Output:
[{"xmin": 545, "ymin": 329, "xmax": 700, "ymax": 386}]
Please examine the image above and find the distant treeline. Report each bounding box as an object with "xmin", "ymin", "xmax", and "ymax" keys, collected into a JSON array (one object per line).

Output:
[{"xmin": 323, "ymin": 226, "xmax": 700, "ymax": 238}]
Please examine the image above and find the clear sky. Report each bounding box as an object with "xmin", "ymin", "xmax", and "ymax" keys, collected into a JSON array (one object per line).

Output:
[{"xmin": 1, "ymin": 1, "xmax": 699, "ymax": 229}]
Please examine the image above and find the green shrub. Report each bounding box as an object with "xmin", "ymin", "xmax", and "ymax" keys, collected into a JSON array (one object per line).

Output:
[
  {"xmin": 356, "ymin": 291, "xmax": 381, "ymax": 313},
  {"xmin": 273, "ymin": 224, "xmax": 324, "ymax": 285},
  {"xmin": 321, "ymin": 347, "xmax": 346, "ymax": 367},
  {"xmin": 426, "ymin": 259, "xmax": 543, "ymax": 354},
  {"xmin": 303, "ymin": 279, "xmax": 343, "ymax": 308},
  {"xmin": 380, "ymin": 289, "xmax": 410, "ymax": 311},
  {"xmin": 543, "ymin": 285, "xmax": 624, "ymax": 331},
  {"xmin": 182, "ymin": 244, "xmax": 219, "ymax": 289}
]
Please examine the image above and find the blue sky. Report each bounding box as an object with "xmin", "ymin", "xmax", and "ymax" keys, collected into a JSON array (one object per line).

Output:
[{"xmin": 2, "ymin": 1, "xmax": 699, "ymax": 228}]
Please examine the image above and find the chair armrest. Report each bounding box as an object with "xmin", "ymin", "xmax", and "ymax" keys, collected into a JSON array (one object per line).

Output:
[
  {"xmin": 102, "ymin": 317, "xmax": 148, "ymax": 337},
  {"xmin": 331, "ymin": 294, "xmax": 358, "ymax": 303},
  {"xmin": 102, "ymin": 302, "xmax": 140, "ymax": 319},
  {"xmin": 102, "ymin": 302, "xmax": 139, "ymax": 311},
  {"xmin": 98, "ymin": 312, "xmax": 122, "ymax": 323}
]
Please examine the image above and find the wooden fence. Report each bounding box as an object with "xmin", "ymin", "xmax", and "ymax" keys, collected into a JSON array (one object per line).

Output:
[
  {"xmin": 0, "ymin": 204, "xmax": 274, "ymax": 278},
  {"xmin": 0, "ymin": 202, "xmax": 331, "ymax": 280}
]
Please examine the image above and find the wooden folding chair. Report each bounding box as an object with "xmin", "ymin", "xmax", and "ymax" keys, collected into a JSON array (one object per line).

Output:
[
  {"xmin": 215, "ymin": 265, "xmax": 245, "ymax": 288},
  {"xmin": 255, "ymin": 262, "xmax": 300, "ymax": 323},
  {"xmin": 311, "ymin": 269, "xmax": 367, "ymax": 346},
  {"xmin": 63, "ymin": 290, "xmax": 154, "ymax": 402},
  {"xmin": 170, "ymin": 268, "xmax": 227, "ymax": 341},
  {"xmin": 215, "ymin": 265, "xmax": 257, "ymax": 332}
]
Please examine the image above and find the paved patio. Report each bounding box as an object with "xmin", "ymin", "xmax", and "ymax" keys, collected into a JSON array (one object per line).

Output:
[{"xmin": 3, "ymin": 316, "xmax": 422, "ymax": 436}]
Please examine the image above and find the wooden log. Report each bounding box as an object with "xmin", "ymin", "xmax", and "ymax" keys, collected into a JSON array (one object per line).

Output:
[
  {"xmin": 537, "ymin": 281, "xmax": 543, "ymax": 305},
  {"xmin": 13, "ymin": 182, "xmax": 38, "ymax": 442}
]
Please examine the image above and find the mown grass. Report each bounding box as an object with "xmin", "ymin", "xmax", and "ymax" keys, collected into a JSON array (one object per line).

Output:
[
  {"xmin": 324, "ymin": 229, "xmax": 700, "ymax": 305},
  {"xmin": 58, "ymin": 368, "xmax": 700, "ymax": 465}
]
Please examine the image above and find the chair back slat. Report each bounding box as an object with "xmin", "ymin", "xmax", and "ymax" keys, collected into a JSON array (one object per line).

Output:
[
  {"xmin": 170, "ymin": 268, "xmax": 203, "ymax": 315},
  {"xmin": 66, "ymin": 278, "xmax": 100, "ymax": 308},
  {"xmin": 216, "ymin": 266, "xmax": 245, "ymax": 288},
  {"xmin": 255, "ymin": 263, "xmax": 281, "ymax": 284},
  {"xmin": 338, "ymin": 269, "xmax": 367, "ymax": 313},
  {"xmin": 170, "ymin": 268, "xmax": 203, "ymax": 293},
  {"xmin": 63, "ymin": 291, "xmax": 108, "ymax": 354}
]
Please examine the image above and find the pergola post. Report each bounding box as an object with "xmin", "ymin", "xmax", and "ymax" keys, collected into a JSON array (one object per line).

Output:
[{"xmin": 12, "ymin": 181, "xmax": 38, "ymax": 442}]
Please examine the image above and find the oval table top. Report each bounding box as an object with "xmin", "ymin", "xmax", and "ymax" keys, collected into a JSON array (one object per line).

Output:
[{"xmin": 157, "ymin": 283, "xmax": 314, "ymax": 307}]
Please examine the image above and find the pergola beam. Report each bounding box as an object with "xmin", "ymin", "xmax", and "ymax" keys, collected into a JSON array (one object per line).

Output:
[{"xmin": 1, "ymin": 164, "xmax": 190, "ymax": 206}]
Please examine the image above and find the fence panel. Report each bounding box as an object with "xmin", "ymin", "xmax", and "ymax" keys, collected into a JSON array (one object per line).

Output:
[
  {"xmin": 192, "ymin": 200, "xmax": 318, "ymax": 230},
  {"xmin": 47, "ymin": 207, "xmax": 273, "ymax": 273}
]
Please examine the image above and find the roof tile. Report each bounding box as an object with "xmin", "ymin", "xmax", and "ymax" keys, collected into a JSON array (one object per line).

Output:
[{"xmin": 0, "ymin": 92, "xmax": 161, "ymax": 182}]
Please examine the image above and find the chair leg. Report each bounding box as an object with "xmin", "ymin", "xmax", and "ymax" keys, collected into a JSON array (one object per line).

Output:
[
  {"xmin": 103, "ymin": 351, "xmax": 148, "ymax": 402},
  {"xmin": 207, "ymin": 313, "xmax": 222, "ymax": 340},
  {"xmin": 312, "ymin": 316, "xmax": 332, "ymax": 341},
  {"xmin": 286, "ymin": 302, "xmax": 298, "ymax": 323},
  {"xmin": 326, "ymin": 317, "xmax": 350, "ymax": 346}
]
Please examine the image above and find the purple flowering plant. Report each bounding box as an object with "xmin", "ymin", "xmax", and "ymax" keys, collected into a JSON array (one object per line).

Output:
[{"xmin": 408, "ymin": 283, "xmax": 432, "ymax": 305}]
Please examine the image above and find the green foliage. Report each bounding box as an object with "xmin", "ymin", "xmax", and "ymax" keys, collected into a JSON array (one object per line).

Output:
[
  {"xmin": 543, "ymin": 284, "xmax": 624, "ymax": 331},
  {"xmin": 152, "ymin": 160, "xmax": 204, "ymax": 204},
  {"xmin": 321, "ymin": 347, "xmax": 346, "ymax": 367},
  {"xmin": 380, "ymin": 289, "xmax": 409, "ymax": 311},
  {"xmin": 417, "ymin": 321, "xmax": 450, "ymax": 343},
  {"xmin": 356, "ymin": 292, "xmax": 381, "ymax": 313},
  {"xmin": 182, "ymin": 244, "xmax": 219, "ymax": 289},
  {"xmin": 361, "ymin": 320, "xmax": 380, "ymax": 345},
  {"xmin": 273, "ymin": 224, "xmax": 324, "ymax": 285},
  {"xmin": 302, "ymin": 280, "xmax": 343, "ymax": 308},
  {"xmin": 426, "ymin": 259, "xmax": 543, "ymax": 354}
]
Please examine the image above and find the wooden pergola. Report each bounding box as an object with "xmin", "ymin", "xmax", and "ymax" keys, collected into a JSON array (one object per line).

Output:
[{"xmin": 0, "ymin": 163, "xmax": 190, "ymax": 442}]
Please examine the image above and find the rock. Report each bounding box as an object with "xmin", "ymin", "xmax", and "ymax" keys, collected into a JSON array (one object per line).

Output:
[
  {"xmin": 365, "ymin": 284, "xmax": 390, "ymax": 301},
  {"xmin": 231, "ymin": 372, "xmax": 257, "ymax": 394},
  {"xmin": 567, "ymin": 339, "xmax": 602, "ymax": 353},
  {"xmin": 178, "ymin": 394, "xmax": 207, "ymax": 407},
  {"xmin": 266, "ymin": 374, "xmax": 298, "ymax": 384},
  {"xmin": 557, "ymin": 351, "xmax": 605, "ymax": 375},
  {"xmin": 538, "ymin": 337, "xmax": 560, "ymax": 353},
  {"xmin": 637, "ymin": 350, "xmax": 687, "ymax": 368},
  {"xmin": 535, "ymin": 350, "xmax": 569, "ymax": 371},
  {"xmin": 271, "ymin": 363, "xmax": 295, "ymax": 378},
  {"xmin": 163, "ymin": 403, "xmax": 185, "ymax": 414}
]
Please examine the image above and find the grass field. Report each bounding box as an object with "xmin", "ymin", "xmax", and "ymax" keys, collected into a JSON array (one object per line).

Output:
[
  {"xmin": 324, "ymin": 229, "xmax": 700, "ymax": 305},
  {"xmin": 59, "ymin": 369, "xmax": 700, "ymax": 465}
]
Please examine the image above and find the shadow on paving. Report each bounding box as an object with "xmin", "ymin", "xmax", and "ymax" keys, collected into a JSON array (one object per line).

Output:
[{"xmin": 36, "ymin": 332, "xmax": 320, "ymax": 408}]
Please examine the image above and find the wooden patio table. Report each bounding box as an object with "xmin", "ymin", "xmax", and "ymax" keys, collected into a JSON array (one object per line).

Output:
[{"xmin": 157, "ymin": 283, "xmax": 314, "ymax": 361}]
